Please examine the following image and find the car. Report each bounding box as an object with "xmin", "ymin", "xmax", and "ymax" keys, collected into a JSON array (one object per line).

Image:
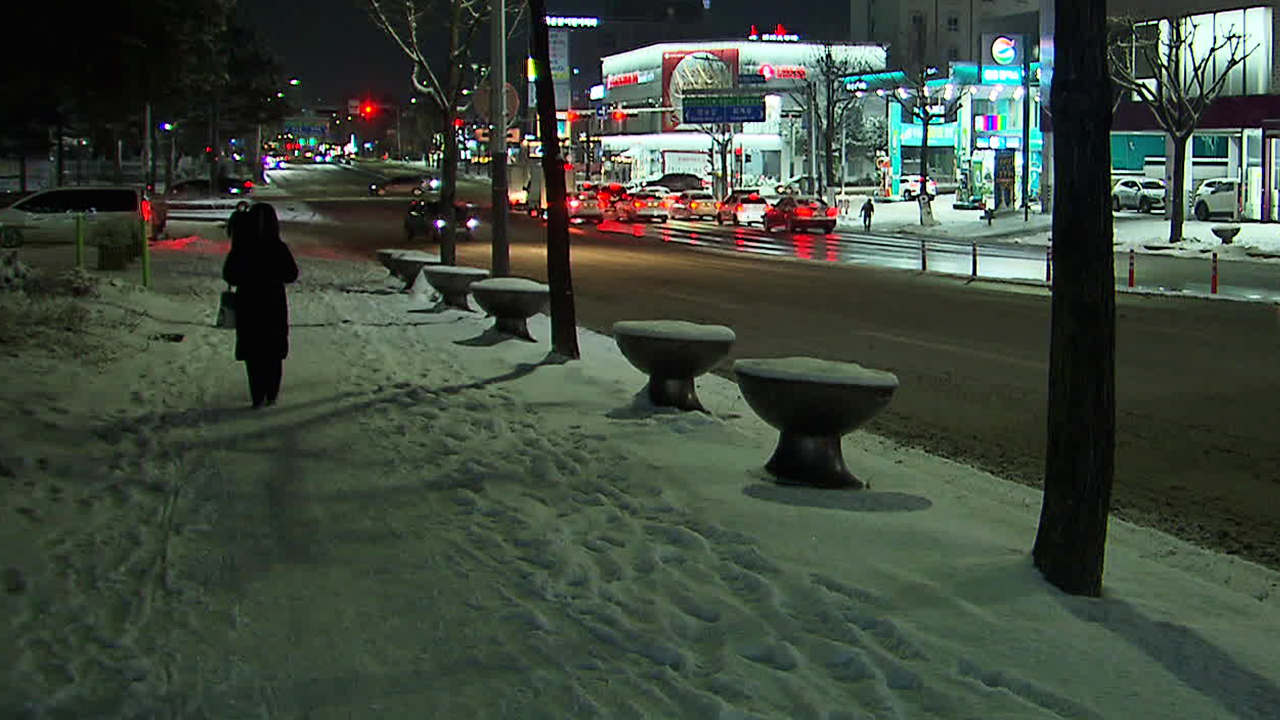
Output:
[
  {"xmin": 899, "ymin": 175, "xmax": 938, "ymax": 201},
  {"xmin": 613, "ymin": 192, "xmax": 668, "ymax": 223},
  {"xmin": 1191, "ymin": 177, "xmax": 1241, "ymax": 221},
  {"xmin": 404, "ymin": 198, "xmax": 480, "ymax": 242},
  {"xmin": 167, "ymin": 177, "xmax": 254, "ymax": 199},
  {"xmin": 568, "ymin": 192, "xmax": 606, "ymax": 223},
  {"xmin": 763, "ymin": 196, "xmax": 839, "ymax": 234},
  {"xmin": 262, "ymin": 155, "xmax": 285, "ymax": 170},
  {"xmin": 0, "ymin": 185, "xmax": 162, "ymax": 246},
  {"xmin": 774, "ymin": 175, "xmax": 816, "ymax": 195},
  {"xmin": 1112, "ymin": 178, "xmax": 1167, "ymax": 213},
  {"xmin": 715, "ymin": 190, "xmax": 771, "ymax": 226},
  {"xmin": 669, "ymin": 191, "xmax": 717, "ymax": 220},
  {"xmin": 370, "ymin": 174, "xmax": 439, "ymax": 196},
  {"xmin": 645, "ymin": 173, "xmax": 705, "ymax": 192}
]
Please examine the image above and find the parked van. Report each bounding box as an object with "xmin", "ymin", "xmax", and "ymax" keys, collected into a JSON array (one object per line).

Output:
[{"xmin": 0, "ymin": 185, "xmax": 162, "ymax": 246}]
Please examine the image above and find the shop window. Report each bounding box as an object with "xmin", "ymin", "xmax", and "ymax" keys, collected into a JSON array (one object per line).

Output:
[
  {"xmin": 948, "ymin": 47, "xmax": 959, "ymax": 61},
  {"xmin": 947, "ymin": 15, "xmax": 959, "ymax": 33}
]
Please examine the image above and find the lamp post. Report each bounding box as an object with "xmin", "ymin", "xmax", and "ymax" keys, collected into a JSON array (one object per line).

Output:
[{"xmin": 159, "ymin": 122, "xmax": 175, "ymax": 193}]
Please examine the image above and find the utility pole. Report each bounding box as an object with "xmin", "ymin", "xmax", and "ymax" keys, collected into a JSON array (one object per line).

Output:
[
  {"xmin": 490, "ymin": 0, "xmax": 510, "ymax": 277},
  {"xmin": 143, "ymin": 102, "xmax": 153, "ymax": 190},
  {"xmin": 1022, "ymin": 36, "xmax": 1031, "ymax": 221}
]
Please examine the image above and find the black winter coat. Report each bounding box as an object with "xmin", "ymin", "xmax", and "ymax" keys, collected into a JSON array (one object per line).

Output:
[{"xmin": 222, "ymin": 239, "xmax": 299, "ymax": 361}]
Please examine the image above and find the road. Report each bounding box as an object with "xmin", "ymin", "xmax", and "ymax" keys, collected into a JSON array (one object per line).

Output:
[{"xmin": 198, "ymin": 161, "xmax": 1280, "ymax": 569}]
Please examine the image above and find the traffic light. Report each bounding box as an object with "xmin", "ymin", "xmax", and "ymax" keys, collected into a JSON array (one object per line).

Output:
[
  {"xmin": 611, "ymin": 110, "xmax": 628, "ymax": 122},
  {"xmin": 453, "ymin": 117, "xmax": 465, "ymax": 128},
  {"xmin": 360, "ymin": 102, "xmax": 375, "ymax": 118},
  {"xmin": 565, "ymin": 111, "xmax": 579, "ymax": 122}
]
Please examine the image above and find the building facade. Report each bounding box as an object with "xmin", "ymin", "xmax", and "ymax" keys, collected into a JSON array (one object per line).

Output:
[
  {"xmin": 849, "ymin": 0, "xmax": 1039, "ymax": 64},
  {"xmin": 594, "ymin": 40, "xmax": 886, "ymax": 189}
]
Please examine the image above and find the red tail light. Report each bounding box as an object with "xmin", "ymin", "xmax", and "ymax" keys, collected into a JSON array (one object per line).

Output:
[
  {"xmin": 689, "ymin": 201, "xmax": 699, "ymax": 209},
  {"xmin": 635, "ymin": 201, "xmax": 647, "ymax": 208},
  {"xmin": 243, "ymin": 180, "xmax": 254, "ymax": 188},
  {"xmin": 795, "ymin": 206, "xmax": 814, "ymax": 218},
  {"xmin": 715, "ymin": 202, "xmax": 723, "ymax": 210},
  {"xmin": 825, "ymin": 207, "xmax": 838, "ymax": 217},
  {"xmin": 141, "ymin": 199, "xmax": 153, "ymax": 222},
  {"xmin": 764, "ymin": 204, "xmax": 772, "ymax": 212},
  {"xmin": 736, "ymin": 204, "xmax": 744, "ymax": 212}
]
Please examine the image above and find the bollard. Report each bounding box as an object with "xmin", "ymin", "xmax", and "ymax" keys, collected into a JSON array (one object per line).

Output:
[
  {"xmin": 970, "ymin": 242, "xmax": 978, "ymax": 279},
  {"xmin": 1045, "ymin": 247, "xmax": 1053, "ymax": 284},
  {"xmin": 140, "ymin": 217, "xmax": 151, "ymax": 289},
  {"xmin": 1128, "ymin": 249, "xmax": 1135, "ymax": 288},
  {"xmin": 1211, "ymin": 252, "xmax": 1218, "ymax": 295},
  {"xmin": 74, "ymin": 213, "xmax": 86, "ymax": 268},
  {"xmin": 920, "ymin": 240, "xmax": 928, "ymax": 271}
]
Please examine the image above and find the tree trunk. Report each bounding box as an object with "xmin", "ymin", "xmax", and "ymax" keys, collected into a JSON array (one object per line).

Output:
[
  {"xmin": 720, "ymin": 130, "xmax": 730, "ymax": 196},
  {"xmin": 1032, "ymin": 0, "xmax": 1116, "ymax": 598},
  {"xmin": 528, "ymin": 0, "xmax": 579, "ymax": 359},
  {"xmin": 1168, "ymin": 133, "xmax": 1189, "ymax": 243},
  {"xmin": 437, "ymin": 0, "xmax": 464, "ymax": 266}
]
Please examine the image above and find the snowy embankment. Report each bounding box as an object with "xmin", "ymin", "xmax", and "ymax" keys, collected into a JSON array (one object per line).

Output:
[{"xmin": 1, "ymin": 247, "xmax": 1278, "ymax": 719}]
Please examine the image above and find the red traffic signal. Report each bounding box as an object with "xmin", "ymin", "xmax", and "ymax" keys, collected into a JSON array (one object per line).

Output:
[
  {"xmin": 565, "ymin": 111, "xmax": 579, "ymax": 122},
  {"xmin": 611, "ymin": 110, "xmax": 628, "ymax": 122},
  {"xmin": 360, "ymin": 102, "xmax": 375, "ymax": 117},
  {"xmin": 453, "ymin": 117, "xmax": 465, "ymax": 128}
]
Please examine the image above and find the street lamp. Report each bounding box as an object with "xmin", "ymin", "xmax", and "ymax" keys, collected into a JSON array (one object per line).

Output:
[{"xmin": 289, "ymin": 78, "xmax": 300, "ymax": 86}]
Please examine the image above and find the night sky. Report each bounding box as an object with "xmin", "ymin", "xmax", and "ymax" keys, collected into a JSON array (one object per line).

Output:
[{"xmin": 247, "ymin": 0, "xmax": 847, "ymax": 106}]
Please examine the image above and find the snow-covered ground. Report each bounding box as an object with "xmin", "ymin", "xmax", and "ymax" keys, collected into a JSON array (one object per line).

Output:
[{"xmin": 2, "ymin": 243, "xmax": 1279, "ymax": 719}]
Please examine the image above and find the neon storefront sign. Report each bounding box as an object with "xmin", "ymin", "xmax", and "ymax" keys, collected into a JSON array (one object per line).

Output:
[
  {"xmin": 605, "ymin": 70, "xmax": 657, "ymax": 88},
  {"xmin": 758, "ymin": 63, "xmax": 807, "ymax": 80}
]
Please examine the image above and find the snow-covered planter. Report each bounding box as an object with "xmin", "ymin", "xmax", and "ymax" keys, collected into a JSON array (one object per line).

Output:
[
  {"xmin": 471, "ymin": 277, "xmax": 550, "ymax": 342},
  {"xmin": 421, "ymin": 265, "xmax": 489, "ymax": 311},
  {"xmin": 93, "ymin": 218, "xmax": 139, "ymax": 271},
  {"xmin": 0, "ymin": 250, "xmax": 30, "ymax": 293},
  {"xmin": 733, "ymin": 357, "xmax": 898, "ymax": 489},
  {"xmin": 612, "ymin": 320, "xmax": 735, "ymax": 413}
]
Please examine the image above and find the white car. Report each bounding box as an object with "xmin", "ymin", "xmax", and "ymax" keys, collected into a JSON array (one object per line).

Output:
[
  {"xmin": 567, "ymin": 192, "xmax": 605, "ymax": 223},
  {"xmin": 614, "ymin": 192, "xmax": 669, "ymax": 223},
  {"xmin": 1191, "ymin": 178, "xmax": 1240, "ymax": 221},
  {"xmin": 670, "ymin": 191, "xmax": 717, "ymax": 220},
  {"xmin": 899, "ymin": 175, "xmax": 939, "ymax": 201},
  {"xmin": 1112, "ymin": 178, "xmax": 1167, "ymax": 213},
  {"xmin": 715, "ymin": 190, "xmax": 771, "ymax": 226},
  {"xmin": 0, "ymin": 186, "xmax": 159, "ymax": 246}
]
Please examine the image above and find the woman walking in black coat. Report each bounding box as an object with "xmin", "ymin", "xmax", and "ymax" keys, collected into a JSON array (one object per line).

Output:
[{"xmin": 222, "ymin": 203, "xmax": 299, "ymax": 408}]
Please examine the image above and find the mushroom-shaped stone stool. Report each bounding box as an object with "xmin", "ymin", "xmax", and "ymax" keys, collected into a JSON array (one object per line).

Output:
[
  {"xmin": 733, "ymin": 357, "xmax": 898, "ymax": 489},
  {"xmin": 376, "ymin": 248, "xmax": 408, "ymax": 273},
  {"xmin": 471, "ymin": 277, "xmax": 550, "ymax": 342},
  {"xmin": 1211, "ymin": 225, "xmax": 1241, "ymax": 245},
  {"xmin": 422, "ymin": 265, "xmax": 489, "ymax": 311},
  {"xmin": 613, "ymin": 320, "xmax": 736, "ymax": 413},
  {"xmin": 388, "ymin": 251, "xmax": 442, "ymax": 290}
]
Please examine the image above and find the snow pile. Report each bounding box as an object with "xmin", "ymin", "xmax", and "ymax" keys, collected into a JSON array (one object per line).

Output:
[
  {"xmin": 1, "ymin": 247, "xmax": 1278, "ymax": 719},
  {"xmin": 0, "ymin": 250, "xmax": 29, "ymax": 292}
]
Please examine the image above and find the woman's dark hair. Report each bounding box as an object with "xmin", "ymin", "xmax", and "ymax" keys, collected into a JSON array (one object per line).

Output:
[{"xmin": 245, "ymin": 203, "xmax": 280, "ymax": 242}]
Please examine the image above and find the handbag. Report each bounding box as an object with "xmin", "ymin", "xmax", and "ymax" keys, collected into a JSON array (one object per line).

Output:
[{"xmin": 215, "ymin": 284, "xmax": 236, "ymax": 329}]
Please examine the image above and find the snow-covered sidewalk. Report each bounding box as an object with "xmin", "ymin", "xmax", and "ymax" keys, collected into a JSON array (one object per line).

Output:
[{"xmin": 3, "ymin": 246, "xmax": 1278, "ymax": 719}]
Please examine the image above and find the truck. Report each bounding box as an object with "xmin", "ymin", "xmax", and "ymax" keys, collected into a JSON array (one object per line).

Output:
[{"xmin": 508, "ymin": 158, "xmax": 575, "ymax": 215}]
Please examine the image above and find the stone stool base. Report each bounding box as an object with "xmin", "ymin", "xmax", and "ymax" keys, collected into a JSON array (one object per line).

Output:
[
  {"xmin": 766, "ymin": 432, "xmax": 863, "ymax": 489},
  {"xmin": 647, "ymin": 376, "xmax": 706, "ymax": 413}
]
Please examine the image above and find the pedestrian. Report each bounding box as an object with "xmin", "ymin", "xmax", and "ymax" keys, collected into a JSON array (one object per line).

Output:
[
  {"xmin": 225, "ymin": 200, "xmax": 251, "ymax": 240},
  {"xmin": 860, "ymin": 197, "xmax": 875, "ymax": 232},
  {"xmin": 222, "ymin": 203, "xmax": 299, "ymax": 409}
]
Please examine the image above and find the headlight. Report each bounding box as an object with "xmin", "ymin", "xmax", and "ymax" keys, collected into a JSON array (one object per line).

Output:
[
  {"xmin": 465, "ymin": 218, "xmax": 480, "ymax": 230},
  {"xmin": 370, "ymin": 184, "xmax": 377, "ymax": 189},
  {"xmin": 434, "ymin": 219, "xmax": 447, "ymax": 229},
  {"xmin": 429, "ymin": 179, "xmax": 441, "ymax": 190}
]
